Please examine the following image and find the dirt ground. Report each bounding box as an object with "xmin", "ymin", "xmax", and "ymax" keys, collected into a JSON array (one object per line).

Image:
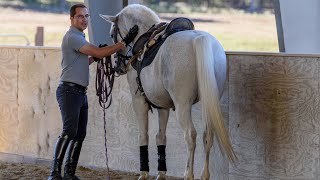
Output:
[
  {"xmin": 0, "ymin": 161, "xmax": 183, "ymax": 180},
  {"xmin": 0, "ymin": 161, "xmax": 135, "ymax": 180}
]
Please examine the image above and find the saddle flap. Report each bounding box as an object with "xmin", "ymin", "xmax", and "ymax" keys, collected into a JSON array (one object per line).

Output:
[
  {"xmin": 132, "ymin": 31, "xmax": 153, "ymax": 55},
  {"xmin": 132, "ymin": 22, "xmax": 167, "ymax": 55}
]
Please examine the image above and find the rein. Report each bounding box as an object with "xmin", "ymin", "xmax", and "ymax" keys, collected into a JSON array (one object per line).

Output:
[
  {"xmin": 95, "ymin": 50, "xmax": 115, "ymax": 180},
  {"xmin": 95, "ymin": 55, "xmax": 115, "ymax": 109}
]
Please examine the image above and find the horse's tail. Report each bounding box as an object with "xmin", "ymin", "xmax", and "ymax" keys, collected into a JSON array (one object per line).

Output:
[{"xmin": 194, "ymin": 33, "xmax": 236, "ymax": 162}]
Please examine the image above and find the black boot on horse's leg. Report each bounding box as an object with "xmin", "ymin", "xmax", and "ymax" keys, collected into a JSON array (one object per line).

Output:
[
  {"xmin": 157, "ymin": 145, "xmax": 167, "ymax": 180},
  {"xmin": 139, "ymin": 145, "xmax": 149, "ymax": 180},
  {"xmin": 63, "ymin": 140, "xmax": 83, "ymax": 180},
  {"xmin": 48, "ymin": 134, "xmax": 71, "ymax": 180}
]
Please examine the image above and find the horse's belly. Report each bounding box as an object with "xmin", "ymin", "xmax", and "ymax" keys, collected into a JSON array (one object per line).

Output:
[
  {"xmin": 139, "ymin": 31, "xmax": 202, "ymax": 108},
  {"xmin": 146, "ymin": 89, "xmax": 174, "ymax": 108},
  {"xmin": 140, "ymin": 70, "xmax": 174, "ymax": 109}
]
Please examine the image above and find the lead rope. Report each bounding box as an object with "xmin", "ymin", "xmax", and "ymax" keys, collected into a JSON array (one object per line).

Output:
[{"xmin": 95, "ymin": 53, "xmax": 115, "ymax": 180}]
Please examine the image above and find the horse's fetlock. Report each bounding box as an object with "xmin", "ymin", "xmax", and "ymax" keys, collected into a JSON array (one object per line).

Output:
[
  {"xmin": 139, "ymin": 134, "xmax": 149, "ymax": 145},
  {"xmin": 191, "ymin": 130, "xmax": 197, "ymax": 140},
  {"xmin": 156, "ymin": 134, "xmax": 166, "ymax": 145}
]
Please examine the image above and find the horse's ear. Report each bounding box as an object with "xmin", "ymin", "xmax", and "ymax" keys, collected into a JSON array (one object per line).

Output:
[{"xmin": 99, "ymin": 14, "xmax": 116, "ymax": 23}]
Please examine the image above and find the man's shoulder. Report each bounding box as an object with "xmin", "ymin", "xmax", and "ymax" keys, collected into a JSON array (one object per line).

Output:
[
  {"xmin": 62, "ymin": 31, "xmax": 88, "ymax": 51},
  {"xmin": 65, "ymin": 30, "xmax": 84, "ymax": 39},
  {"xmin": 63, "ymin": 32, "xmax": 85, "ymax": 45}
]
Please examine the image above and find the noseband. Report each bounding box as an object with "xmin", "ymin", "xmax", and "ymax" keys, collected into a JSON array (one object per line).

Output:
[{"xmin": 112, "ymin": 16, "xmax": 134, "ymax": 75}]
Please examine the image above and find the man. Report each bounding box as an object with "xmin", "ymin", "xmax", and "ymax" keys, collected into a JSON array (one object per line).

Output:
[{"xmin": 48, "ymin": 4, "xmax": 138, "ymax": 180}]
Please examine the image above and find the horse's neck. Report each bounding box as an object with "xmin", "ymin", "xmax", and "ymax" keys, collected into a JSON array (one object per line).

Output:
[{"xmin": 140, "ymin": 19, "xmax": 160, "ymax": 33}]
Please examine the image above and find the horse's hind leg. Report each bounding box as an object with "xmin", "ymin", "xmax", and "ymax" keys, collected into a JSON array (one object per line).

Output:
[
  {"xmin": 132, "ymin": 97, "xmax": 150, "ymax": 180},
  {"xmin": 156, "ymin": 108, "xmax": 170, "ymax": 180},
  {"xmin": 176, "ymin": 104, "xmax": 196, "ymax": 180},
  {"xmin": 201, "ymin": 127, "xmax": 214, "ymax": 180}
]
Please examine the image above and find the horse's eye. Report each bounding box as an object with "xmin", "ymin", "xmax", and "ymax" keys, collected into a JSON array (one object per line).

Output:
[{"xmin": 111, "ymin": 34, "xmax": 114, "ymax": 38}]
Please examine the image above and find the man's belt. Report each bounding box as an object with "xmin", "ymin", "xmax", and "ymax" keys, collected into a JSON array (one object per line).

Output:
[{"xmin": 60, "ymin": 81, "xmax": 87, "ymax": 91}]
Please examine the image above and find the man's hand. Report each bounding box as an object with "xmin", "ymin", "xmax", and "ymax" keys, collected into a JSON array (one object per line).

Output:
[
  {"xmin": 122, "ymin": 25, "xmax": 139, "ymax": 46},
  {"xmin": 93, "ymin": 56, "xmax": 101, "ymax": 62}
]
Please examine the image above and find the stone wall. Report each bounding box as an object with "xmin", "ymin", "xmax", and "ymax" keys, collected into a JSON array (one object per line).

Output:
[{"xmin": 0, "ymin": 46, "xmax": 319, "ymax": 179}]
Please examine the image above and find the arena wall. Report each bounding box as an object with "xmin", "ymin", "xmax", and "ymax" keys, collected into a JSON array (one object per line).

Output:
[{"xmin": 0, "ymin": 46, "xmax": 319, "ymax": 179}]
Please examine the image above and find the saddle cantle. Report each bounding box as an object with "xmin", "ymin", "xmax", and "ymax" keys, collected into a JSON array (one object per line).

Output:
[
  {"xmin": 132, "ymin": 17, "xmax": 194, "ymax": 72},
  {"xmin": 163, "ymin": 17, "xmax": 195, "ymax": 38}
]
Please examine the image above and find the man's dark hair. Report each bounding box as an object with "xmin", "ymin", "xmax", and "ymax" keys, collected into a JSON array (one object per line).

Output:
[{"xmin": 70, "ymin": 4, "xmax": 87, "ymax": 17}]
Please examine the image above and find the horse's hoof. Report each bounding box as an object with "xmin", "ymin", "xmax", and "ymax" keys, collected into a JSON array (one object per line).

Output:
[
  {"xmin": 138, "ymin": 171, "xmax": 149, "ymax": 180},
  {"xmin": 200, "ymin": 175, "xmax": 209, "ymax": 180},
  {"xmin": 156, "ymin": 171, "xmax": 166, "ymax": 180},
  {"xmin": 184, "ymin": 170, "xmax": 194, "ymax": 180},
  {"xmin": 200, "ymin": 169, "xmax": 210, "ymax": 180}
]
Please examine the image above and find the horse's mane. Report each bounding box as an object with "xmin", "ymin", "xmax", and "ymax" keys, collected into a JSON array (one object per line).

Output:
[{"xmin": 118, "ymin": 4, "xmax": 161, "ymax": 29}]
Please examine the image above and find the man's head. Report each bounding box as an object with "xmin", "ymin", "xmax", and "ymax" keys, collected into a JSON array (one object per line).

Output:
[{"xmin": 70, "ymin": 4, "xmax": 89, "ymax": 32}]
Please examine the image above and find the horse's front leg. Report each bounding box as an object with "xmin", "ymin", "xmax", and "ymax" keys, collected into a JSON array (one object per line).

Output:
[
  {"xmin": 156, "ymin": 108, "xmax": 170, "ymax": 180},
  {"xmin": 132, "ymin": 97, "xmax": 150, "ymax": 180}
]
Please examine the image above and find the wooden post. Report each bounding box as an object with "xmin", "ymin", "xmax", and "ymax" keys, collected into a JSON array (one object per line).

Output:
[{"xmin": 35, "ymin": 26, "xmax": 44, "ymax": 46}]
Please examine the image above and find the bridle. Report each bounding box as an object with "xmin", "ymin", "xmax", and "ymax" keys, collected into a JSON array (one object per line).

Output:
[{"xmin": 111, "ymin": 16, "xmax": 134, "ymax": 75}]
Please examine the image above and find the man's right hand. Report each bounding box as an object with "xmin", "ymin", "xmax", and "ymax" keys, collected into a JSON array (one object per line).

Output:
[{"xmin": 122, "ymin": 25, "xmax": 139, "ymax": 46}]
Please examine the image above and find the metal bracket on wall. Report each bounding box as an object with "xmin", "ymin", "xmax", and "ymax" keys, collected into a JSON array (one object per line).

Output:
[{"xmin": 274, "ymin": 0, "xmax": 285, "ymax": 52}]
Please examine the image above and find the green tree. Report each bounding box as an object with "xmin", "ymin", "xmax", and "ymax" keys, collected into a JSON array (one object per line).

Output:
[{"xmin": 20, "ymin": 0, "xmax": 39, "ymax": 4}]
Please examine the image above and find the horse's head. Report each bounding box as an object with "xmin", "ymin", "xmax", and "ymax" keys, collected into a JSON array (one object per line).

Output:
[{"xmin": 100, "ymin": 4, "xmax": 161, "ymax": 74}]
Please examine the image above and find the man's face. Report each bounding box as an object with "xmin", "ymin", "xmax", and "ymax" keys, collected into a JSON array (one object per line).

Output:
[{"xmin": 71, "ymin": 7, "xmax": 89, "ymax": 32}]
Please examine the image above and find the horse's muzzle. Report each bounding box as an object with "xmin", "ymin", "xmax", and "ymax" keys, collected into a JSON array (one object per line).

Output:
[{"xmin": 114, "ymin": 55, "xmax": 128, "ymax": 75}]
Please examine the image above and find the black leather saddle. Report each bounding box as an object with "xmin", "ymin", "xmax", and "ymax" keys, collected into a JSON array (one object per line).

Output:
[{"xmin": 132, "ymin": 17, "xmax": 194, "ymax": 73}]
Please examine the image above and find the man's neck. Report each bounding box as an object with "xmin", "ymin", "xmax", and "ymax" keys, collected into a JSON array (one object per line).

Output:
[{"xmin": 71, "ymin": 25, "xmax": 84, "ymax": 32}]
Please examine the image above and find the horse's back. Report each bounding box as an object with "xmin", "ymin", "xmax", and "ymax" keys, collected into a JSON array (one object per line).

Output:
[
  {"xmin": 140, "ymin": 30, "xmax": 226, "ymax": 107},
  {"xmin": 164, "ymin": 30, "xmax": 227, "ymax": 96}
]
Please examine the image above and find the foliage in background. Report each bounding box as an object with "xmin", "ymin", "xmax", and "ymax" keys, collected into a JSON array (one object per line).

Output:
[
  {"xmin": 0, "ymin": 0, "xmax": 82, "ymax": 12},
  {"xmin": 0, "ymin": 0, "xmax": 278, "ymax": 52},
  {"xmin": 146, "ymin": 0, "xmax": 274, "ymax": 13},
  {"xmin": 2, "ymin": 0, "xmax": 274, "ymax": 13}
]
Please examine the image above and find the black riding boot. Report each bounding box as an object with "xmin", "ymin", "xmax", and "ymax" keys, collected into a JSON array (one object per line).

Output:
[
  {"xmin": 48, "ymin": 135, "xmax": 71, "ymax": 180},
  {"xmin": 63, "ymin": 140, "xmax": 83, "ymax": 180}
]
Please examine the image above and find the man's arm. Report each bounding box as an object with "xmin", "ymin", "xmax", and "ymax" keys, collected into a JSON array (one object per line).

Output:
[
  {"xmin": 80, "ymin": 25, "xmax": 139, "ymax": 59},
  {"xmin": 79, "ymin": 42, "xmax": 125, "ymax": 59}
]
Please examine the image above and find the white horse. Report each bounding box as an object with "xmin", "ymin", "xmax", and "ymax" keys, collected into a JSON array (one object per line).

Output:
[{"xmin": 100, "ymin": 4, "xmax": 236, "ymax": 180}]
